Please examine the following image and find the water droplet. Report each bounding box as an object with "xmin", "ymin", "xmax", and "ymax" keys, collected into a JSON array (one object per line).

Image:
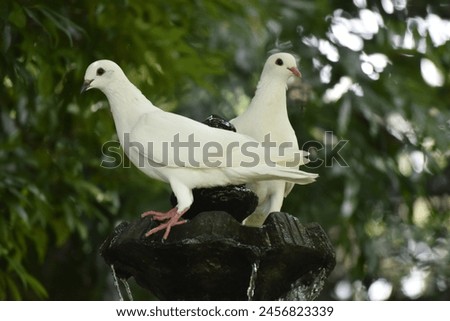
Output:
[
  {"xmin": 121, "ymin": 279, "xmax": 134, "ymax": 301},
  {"xmin": 111, "ymin": 264, "xmax": 124, "ymax": 301},
  {"xmin": 247, "ymin": 260, "xmax": 260, "ymax": 301}
]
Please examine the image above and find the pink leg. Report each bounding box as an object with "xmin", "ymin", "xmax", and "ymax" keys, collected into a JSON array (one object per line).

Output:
[{"xmin": 141, "ymin": 207, "xmax": 188, "ymax": 240}]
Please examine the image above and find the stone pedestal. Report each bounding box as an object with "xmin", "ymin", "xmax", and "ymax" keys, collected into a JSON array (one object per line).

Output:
[
  {"xmin": 100, "ymin": 211, "xmax": 335, "ymax": 300},
  {"xmin": 100, "ymin": 115, "xmax": 334, "ymax": 300}
]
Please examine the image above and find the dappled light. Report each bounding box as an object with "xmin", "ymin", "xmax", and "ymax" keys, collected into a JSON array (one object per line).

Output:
[
  {"xmin": 1, "ymin": 0, "xmax": 449, "ymax": 300},
  {"xmin": 368, "ymin": 278, "xmax": 392, "ymax": 301}
]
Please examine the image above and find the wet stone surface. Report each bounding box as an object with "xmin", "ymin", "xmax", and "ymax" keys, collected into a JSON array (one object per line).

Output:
[
  {"xmin": 100, "ymin": 211, "xmax": 336, "ymax": 300},
  {"xmin": 170, "ymin": 185, "xmax": 258, "ymax": 222},
  {"xmin": 202, "ymin": 114, "xmax": 237, "ymax": 132}
]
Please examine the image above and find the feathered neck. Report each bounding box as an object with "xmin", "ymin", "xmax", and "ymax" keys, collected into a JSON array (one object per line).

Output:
[
  {"xmin": 102, "ymin": 78, "xmax": 158, "ymax": 137},
  {"xmin": 247, "ymin": 74, "xmax": 289, "ymax": 119}
]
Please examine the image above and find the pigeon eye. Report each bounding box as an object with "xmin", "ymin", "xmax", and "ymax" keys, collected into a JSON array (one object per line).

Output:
[
  {"xmin": 96, "ymin": 68, "xmax": 105, "ymax": 76},
  {"xmin": 275, "ymin": 58, "xmax": 284, "ymax": 66}
]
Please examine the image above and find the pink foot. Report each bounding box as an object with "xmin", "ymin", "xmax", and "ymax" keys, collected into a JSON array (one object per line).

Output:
[
  {"xmin": 141, "ymin": 207, "xmax": 187, "ymax": 239},
  {"xmin": 142, "ymin": 209, "xmax": 175, "ymax": 222}
]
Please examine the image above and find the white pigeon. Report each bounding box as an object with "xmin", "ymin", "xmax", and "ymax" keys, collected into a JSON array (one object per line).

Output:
[
  {"xmin": 81, "ymin": 59, "xmax": 317, "ymax": 239},
  {"xmin": 230, "ymin": 53, "xmax": 309, "ymax": 227}
]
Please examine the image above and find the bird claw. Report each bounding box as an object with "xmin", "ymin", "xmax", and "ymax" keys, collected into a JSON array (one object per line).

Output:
[
  {"xmin": 141, "ymin": 207, "xmax": 187, "ymax": 239},
  {"xmin": 145, "ymin": 219, "xmax": 187, "ymax": 239},
  {"xmin": 142, "ymin": 210, "xmax": 174, "ymax": 221}
]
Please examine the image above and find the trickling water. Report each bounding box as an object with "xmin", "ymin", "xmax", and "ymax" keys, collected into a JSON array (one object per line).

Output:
[
  {"xmin": 247, "ymin": 259, "xmax": 260, "ymax": 301},
  {"xmin": 110, "ymin": 264, "xmax": 124, "ymax": 301},
  {"xmin": 121, "ymin": 279, "xmax": 134, "ymax": 301},
  {"xmin": 281, "ymin": 268, "xmax": 328, "ymax": 301}
]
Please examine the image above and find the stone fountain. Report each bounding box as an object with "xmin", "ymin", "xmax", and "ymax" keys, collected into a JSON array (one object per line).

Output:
[{"xmin": 99, "ymin": 116, "xmax": 335, "ymax": 300}]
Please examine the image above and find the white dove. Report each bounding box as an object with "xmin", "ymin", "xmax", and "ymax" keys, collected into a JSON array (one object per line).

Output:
[
  {"xmin": 81, "ymin": 59, "xmax": 317, "ymax": 239},
  {"xmin": 230, "ymin": 53, "xmax": 308, "ymax": 227}
]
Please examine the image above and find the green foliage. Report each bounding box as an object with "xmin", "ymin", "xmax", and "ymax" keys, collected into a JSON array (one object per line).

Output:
[{"xmin": 0, "ymin": 0, "xmax": 448, "ymax": 300}]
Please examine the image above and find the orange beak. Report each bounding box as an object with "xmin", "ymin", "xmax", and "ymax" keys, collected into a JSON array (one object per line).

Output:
[{"xmin": 288, "ymin": 67, "xmax": 302, "ymax": 77}]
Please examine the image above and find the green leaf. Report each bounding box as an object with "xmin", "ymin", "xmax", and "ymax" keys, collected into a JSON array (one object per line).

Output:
[
  {"xmin": 8, "ymin": 3, "xmax": 26, "ymax": 28},
  {"xmin": 1, "ymin": 23, "xmax": 12, "ymax": 53},
  {"xmin": 23, "ymin": 273, "xmax": 48, "ymax": 299},
  {"xmin": 337, "ymin": 95, "xmax": 352, "ymax": 135},
  {"xmin": 6, "ymin": 277, "xmax": 22, "ymax": 300},
  {"xmin": 32, "ymin": 5, "xmax": 85, "ymax": 46}
]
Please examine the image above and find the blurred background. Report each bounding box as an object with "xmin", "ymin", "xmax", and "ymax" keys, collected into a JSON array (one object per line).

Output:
[{"xmin": 0, "ymin": 0, "xmax": 449, "ymax": 300}]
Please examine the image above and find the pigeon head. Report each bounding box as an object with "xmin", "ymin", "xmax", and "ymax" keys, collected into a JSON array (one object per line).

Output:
[
  {"xmin": 262, "ymin": 53, "xmax": 301, "ymax": 80},
  {"xmin": 81, "ymin": 60, "xmax": 126, "ymax": 94}
]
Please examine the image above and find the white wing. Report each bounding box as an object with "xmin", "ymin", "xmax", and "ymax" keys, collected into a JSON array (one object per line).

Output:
[{"xmin": 128, "ymin": 110, "xmax": 307, "ymax": 169}]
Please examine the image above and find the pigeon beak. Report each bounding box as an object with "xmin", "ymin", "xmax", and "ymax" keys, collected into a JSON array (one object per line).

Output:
[
  {"xmin": 288, "ymin": 67, "xmax": 302, "ymax": 78},
  {"xmin": 80, "ymin": 79, "xmax": 93, "ymax": 94}
]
